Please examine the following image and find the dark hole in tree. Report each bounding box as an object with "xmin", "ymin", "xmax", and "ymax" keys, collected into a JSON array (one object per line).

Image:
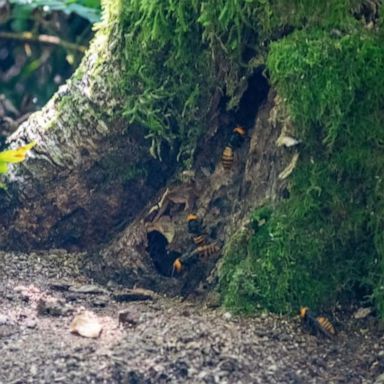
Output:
[
  {"xmin": 235, "ymin": 67, "xmax": 270, "ymax": 130},
  {"xmin": 280, "ymin": 186, "xmax": 290, "ymax": 200},
  {"xmin": 147, "ymin": 230, "xmax": 180, "ymax": 277}
]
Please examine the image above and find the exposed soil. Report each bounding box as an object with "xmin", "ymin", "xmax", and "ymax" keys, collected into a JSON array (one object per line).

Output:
[{"xmin": 1, "ymin": 250, "xmax": 384, "ymax": 384}]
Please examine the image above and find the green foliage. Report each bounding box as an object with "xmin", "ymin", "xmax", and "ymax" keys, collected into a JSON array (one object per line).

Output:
[
  {"xmin": 114, "ymin": 0, "xmax": 272, "ymax": 165},
  {"xmin": 118, "ymin": 1, "xmax": 212, "ymax": 165},
  {"xmin": 9, "ymin": 0, "xmax": 101, "ymax": 23},
  {"xmin": 0, "ymin": 141, "xmax": 36, "ymax": 190},
  {"xmin": 255, "ymin": 0, "xmax": 361, "ymax": 33},
  {"xmin": 0, "ymin": 0, "xmax": 96, "ymax": 147},
  {"xmin": 111, "ymin": 0, "xmax": 364, "ymax": 164},
  {"xmin": 219, "ymin": 26, "xmax": 384, "ymax": 315}
]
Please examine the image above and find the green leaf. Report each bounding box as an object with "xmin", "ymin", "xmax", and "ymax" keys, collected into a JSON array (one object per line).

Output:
[
  {"xmin": 0, "ymin": 162, "xmax": 9, "ymax": 174},
  {"xmin": 9, "ymin": 0, "xmax": 101, "ymax": 23}
]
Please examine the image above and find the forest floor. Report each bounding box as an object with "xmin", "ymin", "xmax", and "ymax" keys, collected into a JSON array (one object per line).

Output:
[{"xmin": 0, "ymin": 250, "xmax": 383, "ymax": 384}]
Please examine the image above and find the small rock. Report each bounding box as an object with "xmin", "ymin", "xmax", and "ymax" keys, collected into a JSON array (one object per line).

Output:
[
  {"xmin": 354, "ymin": 307, "xmax": 373, "ymax": 319},
  {"xmin": 17, "ymin": 312, "xmax": 27, "ymax": 321},
  {"xmin": 65, "ymin": 293, "xmax": 84, "ymax": 302},
  {"xmin": 24, "ymin": 319, "xmax": 37, "ymax": 329},
  {"xmin": 106, "ymin": 280, "xmax": 118, "ymax": 288},
  {"xmin": 37, "ymin": 297, "xmax": 73, "ymax": 317},
  {"xmin": 5, "ymin": 293, "xmax": 14, "ymax": 301},
  {"xmin": 112, "ymin": 288, "xmax": 157, "ymax": 302},
  {"xmin": 92, "ymin": 295, "xmax": 110, "ymax": 307},
  {"xmin": 223, "ymin": 312, "xmax": 232, "ymax": 321},
  {"xmin": 277, "ymin": 333, "xmax": 292, "ymax": 342},
  {"xmin": 30, "ymin": 364, "xmax": 38, "ymax": 376},
  {"xmin": 181, "ymin": 309, "xmax": 191, "ymax": 317},
  {"xmin": 267, "ymin": 363, "xmax": 278, "ymax": 373},
  {"xmin": 70, "ymin": 310, "xmax": 103, "ymax": 339},
  {"xmin": 374, "ymin": 373, "xmax": 384, "ymax": 384},
  {"xmin": 49, "ymin": 280, "xmax": 74, "ymax": 291},
  {"xmin": 68, "ymin": 284, "xmax": 109, "ymax": 295},
  {"xmin": 118, "ymin": 310, "xmax": 140, "ymax": 327},
  {"xmin": 0, "ymin": 314, "xmax": 11, "ymax": 325}
]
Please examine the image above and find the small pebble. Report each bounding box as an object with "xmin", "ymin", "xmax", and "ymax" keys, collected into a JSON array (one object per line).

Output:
[
  {"xmin": 92, "ymin": 296, "xmax": 110, "ymax": 307},
  {"xmin": 0, "ymin": 314, "xmax": 10, "ymax": 325},
  {"xmin": 118, "ymin": 310, "xmax": 140, "ymax": 327},
  {"xmin": 24, "ymin": 319, "xmax": 37, "ymax": 329},
  {"xmin": 30, "ymin": 364, "xmax": 38, "ymax": 376},
  {"xmin": 374, "ymin": 373, "xmax": 384, "ymax": 384},
  {"xmin": 69, "ymin": 284, "xmax": 109, "ymax": 295},
  {"xmin": 267, "ymin": 364, "xmax": 278, "ymax": 373}
]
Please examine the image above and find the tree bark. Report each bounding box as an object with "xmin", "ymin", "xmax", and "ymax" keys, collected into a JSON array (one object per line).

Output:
[
  {"xmin": 0, "ymin": 17, "xmax": 166, "ymax": 250},
  {"xmin": 0, "ymin": 2, "xmax": 295, "ymax": 297},
  {"xmin": 85, "ymin": 90, "xmax": 295, "ymax": 295}
]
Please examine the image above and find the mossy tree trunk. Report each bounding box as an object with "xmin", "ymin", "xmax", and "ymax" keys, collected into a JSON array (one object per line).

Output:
[
  {"xmin": 0, "ymin": 3, "xmax": 168, "ymax": 250},
  {"xmin": 0, "ymin": 0, "xmax": 281, "ymax": 295},
  {"xmin": 2, "ymin": 0, "xmax": 383, "ymax": 312}
]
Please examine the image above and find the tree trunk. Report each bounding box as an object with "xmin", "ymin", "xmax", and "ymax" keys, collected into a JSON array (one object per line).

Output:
[
  {"xmin": 0, "ymin": 14, "xmax": 168, "ymax": 250},
  {"xmin": 0, "ymin": 2, "xmax": 294, "ymax": 297},
  {"xmin": 85, "ymin": 89, "xmax": 295, "ymax": 295}
]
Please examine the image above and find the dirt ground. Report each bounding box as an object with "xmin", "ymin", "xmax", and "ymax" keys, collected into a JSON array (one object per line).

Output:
[{"xmin": 0, "ymin": 250, "xmax": 383, "ymax": 384}]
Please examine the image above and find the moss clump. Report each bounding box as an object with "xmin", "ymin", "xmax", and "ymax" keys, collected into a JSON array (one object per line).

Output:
[
  {"xmin": 116, "ymin": 1, "xmax": 263, "ymax": 165},
  {"xmin": 98, "ymin": 0, "xmax": 381, "ymax": 313},
  {"xmin": 96, "ymin": 0, "xmax": 381, "ymax": 313},
  {"xmin": 110, "ymin": 1, "xmax": 362, "ymax": 165},
  {"xmin": 220, "ymin": 27, "xmax": 384, "ymax": 315},
  {"xmin": 93, "ymin": 1, "xmax": 364, "ymax": 166}
]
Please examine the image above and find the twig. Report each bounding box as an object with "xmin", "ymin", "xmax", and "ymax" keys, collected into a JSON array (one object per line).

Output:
[{"xmin": 0, "ymin": 31, "xmax": 87, "ymax": 53}]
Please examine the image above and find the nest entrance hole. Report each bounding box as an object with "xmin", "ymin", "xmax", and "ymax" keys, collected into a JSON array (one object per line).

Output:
[
  {"xmin": 147, "ymin": 230, "xmax": 180, "ymax": 277},
  {"xmin": 236, "ymin": 67, "xmax": 270, "ymax": 130}
]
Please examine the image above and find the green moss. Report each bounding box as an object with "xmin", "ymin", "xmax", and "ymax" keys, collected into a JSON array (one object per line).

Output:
[
  {"xmin": 86, "ymin": 0, "xmax": 363, "ymax": 166},
  {"xmin": 219, "ymin": 26, "xmax": 384, "ymax": 315},
  {"xmin": 94, "ymin": 0, "xmax": 382, "ymax": 313},
  {"xmin": 107, "ymin": 1, "xmax": 359, "ymax": 165},
  {"xmin": 93, "ymin": 0, "xmax": 380, "ymax": 313}
]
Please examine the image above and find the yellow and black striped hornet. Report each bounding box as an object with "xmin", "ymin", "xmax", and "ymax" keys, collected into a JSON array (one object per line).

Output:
[
  {"xmin": 187, "ymin": 213, "xmax": 206, "ymax": 246},
  {"xmin": 221, "ymin": 126, "xmax": 246, "ymax": 171},
  {"xmin": 299, "ymin": 307, "xmax": 336, "ymax": 338},
  {"xmin": 172, "ymin": 252, "xmax": 199, "ymax": 275},
  {"xmin": 172, "ymin": 242, "xmax": 221, "ymax": 275},
  {"xmin": 222, "ymin": 146, "xmax": 234, "ymax": 171},
  {"xmin": 192, "ymin": 242, "xmax": 221, "ymax": 260}
]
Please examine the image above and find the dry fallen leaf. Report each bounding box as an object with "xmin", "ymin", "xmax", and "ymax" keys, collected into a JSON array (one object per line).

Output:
[
  {"xmin": 278, "ymin": 153, "xmax": 299, "ymax": 180},
  {"xmin": 145, "ymin": 216, "xmax": 175, "ymax": 243},
  {"xmin": 353, "ymin": 307, "xmax": 373, "ymax": 320},
  {"xmin": 70, "ymin": 311, "xmax": 103, "ymax": 338},
  {"xmin": 276, "ymin": 134, "xmax": 301, "ymax": 148}
]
